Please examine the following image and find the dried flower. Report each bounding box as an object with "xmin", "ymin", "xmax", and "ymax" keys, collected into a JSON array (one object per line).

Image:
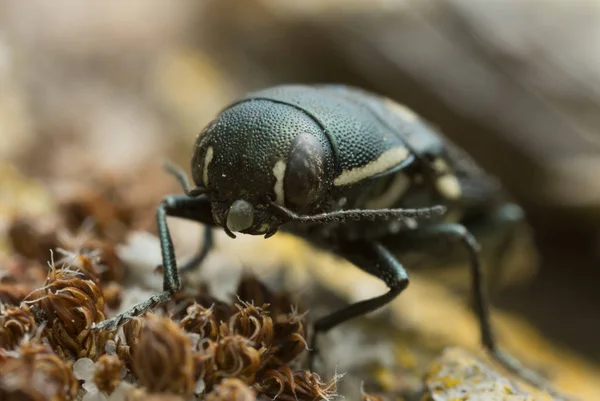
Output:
[
  {"xmin": 131, "ymin": 314, "xmax": 195, "ymax": 397},
  {"xmin": 205, "ymin": 378, "xmax": 257, "ymax": 401},
  {"xmin": 222, "ymin": 301, "xmax": 274, "ymax": 348},
  {"xmin": 180, "ymin": 303, "xmax": 220, "ymax": 340},
  {"xmin": 0, "ymin": 304, "xmax": 36, "ymax": 350},
  {"xmin": 23, "ymin": 260, "xmax": 109, "ymax": 360},
  {"xmin": 0, "ymin": 283, "xmax": 35, "ymax": 306},
  {"xmin": 59, "ymin": 187, "xmax": 133, "ymax": 242},
  {"xmin": 235, "ymin": 274, "xmax": 299, "ymax": 317},
  {"xmin": 8, "ymin": 218, "xmax": 58, "ymax": 264},
  {"xmin": 268, "ymin": 306, "xmax": 308, "ymax": 367},
  {"xmin": 102, "ymin": 282, "xmax": 123, "ymax": 310},
  {"xmin": 0, "ymin": 340, "xmax": 78, "ymax": 401},
  {"xmin": 204, "ymin": 335, "xmax": 264, "ymax": 388},
  {"xmin": 94, "ymin": 354, "xmax": 124, "ymax": 393},
  {"xmin": 256, "ymin": 366, "xmax": 342, "ymax": 401},
  {"xmin": 55, "ymin": 225, "xmax": 126, "ymax": 285}
]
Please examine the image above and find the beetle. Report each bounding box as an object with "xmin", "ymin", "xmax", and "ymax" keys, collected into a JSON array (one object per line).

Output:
[{"xmin": 94, "ymin": 84, "xmax": 562, "ymax": 397}]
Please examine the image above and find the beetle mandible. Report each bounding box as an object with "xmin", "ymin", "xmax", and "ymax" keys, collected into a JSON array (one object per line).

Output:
[{"xmin": 95, "ymin": 84, "xmax": 561, "ymax": 397}]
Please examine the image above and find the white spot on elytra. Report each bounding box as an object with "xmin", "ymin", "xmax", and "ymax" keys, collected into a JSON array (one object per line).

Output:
[
  {"xmin": 203, "ymin": 146, "xmax": 214, "ymax": 186},
  {"xmin": 365, "ymin": 172, "xmax": 410, "ymax": 209},
  {"xmin": 432, "ymin": 158, "xmax": 461, "ymax": 199},
  {"xmin": 384, "ymin": 98, "xmax": 419, "ymax": 122},
  {"xmin": 334, "ymin": 147, "xmax": 410, "ymax": 186},
  {"xmin": 272, "ymin": 160, "xmax": 286, "ymax": 205},
  {"xmin": 338, "ymin": 197, "xmax": 347, "ymax": 207},
  {"xmin": 436, "ymin": 175, "xmax": 461, "ymax": 199}
]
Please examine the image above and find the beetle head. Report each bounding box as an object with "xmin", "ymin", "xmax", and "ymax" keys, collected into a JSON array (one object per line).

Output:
[{"xmin": 190, "ymin": 99, "xmax": 334, "ymax": 237}]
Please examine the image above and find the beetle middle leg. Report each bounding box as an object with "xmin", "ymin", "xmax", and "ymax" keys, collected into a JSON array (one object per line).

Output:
[
  {"xmin": 406, "ymin": 223, "xmax": 565, "ymax": 399},
  {"xmin": 309, "ymin": 240, "xmax": 409, "ymax": 370},
  {"xmin": 94, "ymin": 194, "xmax": 214, "ymax": 331}
]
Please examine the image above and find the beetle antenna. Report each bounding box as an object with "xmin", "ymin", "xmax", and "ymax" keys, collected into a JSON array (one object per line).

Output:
[
  {"xmin": 162, "ymin": 160, "xmax": 208, "ymax": 197},
  {"xmin": 269, "ymin": 202, "xmax": 446, "ymax": 224}
]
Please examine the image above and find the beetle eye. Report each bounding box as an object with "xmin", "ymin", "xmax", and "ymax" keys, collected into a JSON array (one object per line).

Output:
[{"xmin": 283, "ymin": 133, "xmax": 327, "ymax": 210}]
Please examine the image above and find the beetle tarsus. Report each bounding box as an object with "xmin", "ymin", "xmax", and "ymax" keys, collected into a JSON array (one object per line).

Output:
[
  {"xmin": 94, "ymin": 197, "xmax": 186, "ymax": 331},
  {"xmin": 93, "ymin": 290, "xmax": 176, "ymax": 331},
  {"xmin": 414, "ymin": 223, "xmax": 570, "ymax": 400}
]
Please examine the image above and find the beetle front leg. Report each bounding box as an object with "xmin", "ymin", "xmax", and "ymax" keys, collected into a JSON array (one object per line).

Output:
[
  {"xmin": 94, "ymin": 195, "xmax": 214, "ymax": 331},
  {"xmin": 412, "ymin": 223, "xmax": 567, "ymax": 400},
  {"xmin": 309, "ymin": 240, "xmax": 409, "ymax": 370}
]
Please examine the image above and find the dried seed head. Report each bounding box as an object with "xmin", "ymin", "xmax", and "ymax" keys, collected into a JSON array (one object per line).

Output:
[
  {"xmin": 268, "ymin": 306, "xmax": 308, "ymax": 367},
  {"xmin": 204, "ymin": 378, "xmax": 257, "ymax": 401},
  {"xmin": 204, "ymin": 335, "xmax": 264, "ymax": 388},
  {"xmin": 180, "ymin": 303, "xmax": 220, "ymax": 340},
  {"xmin": 8, "ymin": 218, "xmax": 58, "ymax": 264},
  {"xmin": 102, "ymin": 282, "xmax": 124, "ymax": 310},
  {"xmin": 169, "ymin": 286, "xmax": 233, "ymax": 323},
  {"xmin": 222, "ymin": 301, "xmax": 274, "ymax": 348},
  {"xmin": 131, "ymin": 314, "xmax": 195, "ymax": 397},
  {"xmin": 0, "ymin": 304, "xmax": 36, "ymax": 350},
  {"xmin": 235, "ymin": 274, "xmax": 299, "ymax": 317},
  {"xmin": 93, "ymin": 354, "xmax": 124, "ymax": 394},
  {"xmin": 118, "ymin": 317, "xmax": 142, "ymax": 366},
  {"xmin": 257, "ymin": 367, "xmax": 341, "ymax": 401},
  {"xmin": 0, "ymin": 340, "xmax": 78, "ymax": 401},
  {"xmin": 23, "ymin": 262, "xmax": 109, "ymax": 360},
  {"xmin": 59, "ymin": 186, "xmax": 133, "ymax": 242},
  {"xmin": 56, "ymin": 226, "xmax": 126, "ymax": 285},
  {"xmin": 0, "ymin": 283, "xmax": 35, "ymax": 306}
]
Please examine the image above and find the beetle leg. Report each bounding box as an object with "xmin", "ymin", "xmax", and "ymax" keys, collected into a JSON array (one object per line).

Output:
[
  {"xmin": 308, "ymin": 240, "xmax": 409, "ymax": 370},
  {"xmin": 94, "ymin": 195, "xmax": 214, "ymax": 331},
  {"xmin": 412, "ymin": 223, "xmax": 566, "ymax": 399}
]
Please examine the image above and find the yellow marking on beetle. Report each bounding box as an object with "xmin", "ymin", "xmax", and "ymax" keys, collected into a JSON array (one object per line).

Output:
[
  {"xmin": 432, "ymin": 158, "xmax": 462, "ymax": 199},
  {"xmin": 334, "ymin": 147, "xmax": 410, "ymax": 186},
  {"xmin": 272, "ymin": 160, "xmax": 286, "ymax": 205},
  {"xmin": 365, "ymin": 172, "xmax": 410, "ymax": 209},
  {"xmin": 436, "ymin": 175, "xmax": 462, "ymax": 200},
  {"xmin": 203, "ymin": 146, "xmax": 214, "ymax": 186},
  {"xmin": 384, "ymin": 98, "xmax": 419, "ymax": 122}
]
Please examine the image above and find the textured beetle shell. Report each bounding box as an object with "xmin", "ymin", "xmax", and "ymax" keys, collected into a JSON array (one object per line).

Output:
[{"xmin": 244, "ymin": 85, "xmax": 436, "ymax": 178}]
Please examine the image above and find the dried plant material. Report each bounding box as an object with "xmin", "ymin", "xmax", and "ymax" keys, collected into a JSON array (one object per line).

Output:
[
  {"xmin": 23, "ymin": 261, "xmax": 109, "ymax": 360},
  {"xmin": 131, "ymin": 314, "xmax": 195, "ymax": 397},
  {"xmin": 235, "ymin": 273, "xmax": 300, "ymax": 317},
  {"xmin": 8, "ymin": 218, "xmax": 58, "ymax": 264},
  {"xmin": 222, "ymin": 301, "xmax": 274, "ymax": 348},
  {"xmin": 93, "ymin": 354, "xmax": 124, "ymax": 393},
  {"xmin": 59, "ymin": 186, "xmax": 133, "ymax": 242},
  {"xmin": 0, "ymin": 340, "xmax": 78, "ymax": 401},
  {"xmin": 205, "ymin": 378, "xmax": 257, "ymax": 401},
  {"xmin": 256, "ymin": 366, "xmax": 341, "ymax": 401},
  {"xmin": 0, "ymin": 304, "xmax": 36, "ymax": 349},
  {"xmin": 180, "ymin": 303, "xmax": 220, "ymax": 340},
  {"xmin": 268, "ymin": 306, "xmax": 308, "ymax": 367},
  {"xmin": 56, "ymin": 226, "xmax": 126, "ymax": 285},
  {"xmin": 1, "ymin": 257, "xmax": 48, "ymax": 288},
  {"xmin": 102, "ymin": 282, "xmax": 124, "ymax": 310},
  {"xmin": 169, "ymin": 285, "xmax": 233, "ymax": 323},
  {"xmin": 116, "ymin": 317, "xmax": 142, "ymax": 368},
  {"xmin": 0, "ymin": 283, "xmax": 35, "ymax": 306},
  {"xmin": 204, "ymin": 335, "xmax": 264, "ymax": 388}
]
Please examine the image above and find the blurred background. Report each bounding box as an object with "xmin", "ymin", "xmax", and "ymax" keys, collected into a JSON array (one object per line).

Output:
[{"xmin": 1, "ymin": 0, "xmax": 599, "ymax": 391}]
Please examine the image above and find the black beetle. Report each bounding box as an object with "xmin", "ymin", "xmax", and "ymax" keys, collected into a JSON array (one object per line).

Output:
[{"xmin": 95, "ymin": 84, "xmax": 563, "ymax": 397}]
